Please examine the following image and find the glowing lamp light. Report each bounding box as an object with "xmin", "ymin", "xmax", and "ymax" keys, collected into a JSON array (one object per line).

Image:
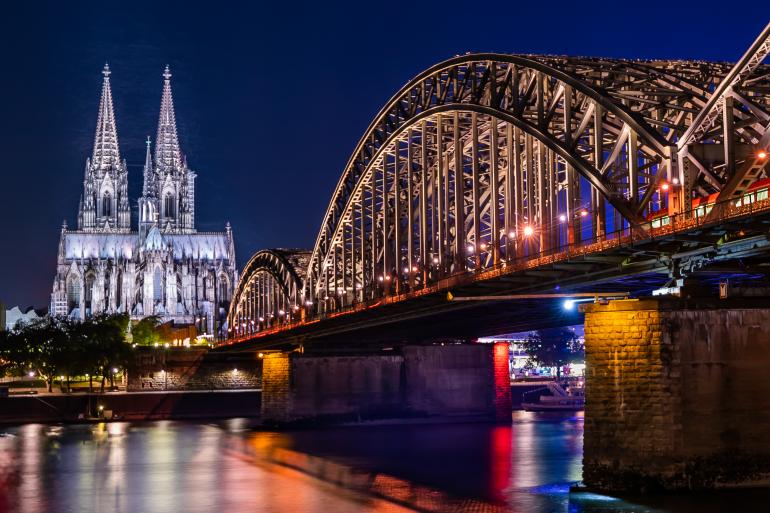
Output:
[
  {"xmin": 378, "ymin": 275, "xmax": 384, "ymax": 282},
  {"xmin": 467, "ymin": 245, "xmax": 475, "ymax": 253},
  {"xmin": 523, "ymin": 225, "xmax": 534, "ymax": 237},
  {"xmin": 432, "ymin": 257, "xmax": 440, "ymax": 264},
  {"xmin": 112, "ymin": 368, "xmax": 118, "ymax": 374},
  {"xmin": 404, "ymin": 267, "xmax": 410, "ymax": 274},
  {"xmin": 558, "ymin": 214, "xmax": 567, "ymax": 222},
  {"xmin": 580, "ymin": 210, "xmax": 589, "ymax": 217},
  {"xmin": 232, "ymin": 368, "xmax": 238, "ymax": 374},
  {"xmin": 305, "ymin": 300, "xmax": 313, "ymax": 306},
  {"xmin": 258, "ymin": 317, "xmax": 265, "ymax": 322},
  {"xmin": 411, "ymin": 266, "xmax": 418, "ymax": 272},
  {"xmin": 278, "ymin": 310, "xmax": 285, "ymax": 316},
  {"xmin": 480, "ymin": 243, "xmax": 487, "ymax": 250},
  {"xmin": 508, "ymin": 231, "xmax": 516, "ymax": 238},
  {"xmin": 164, "ymin": 343, "xmax": 169, "ymax": 348},
  {"xmin": 758, "ymin": 151, "xmax": 768, "ymax": 160},
  {"xmin": 28, "ymin": 371, "xmax": 35, "ymax": 378},
  {"xmin": 98, "ymin": 405, "xmax": 104, "ymax": 411},
  {"xmin": 258, "ymin": 352, "xmax": 264, "ymax": 358},
  {"xmin": 672, "ymin": 177, "xmax": 680, "ymax": 185},
  {"xmin": 385, "ymin": 275, "xmax": 392, "ymax": 281},
  {"xmin": 661, "ymin": 182, "xmax": 670, "ymax": 191},
  {"xmin": 563, "ymin": 300, "xmax": 575, "ymax": 311},
  {"xmin": 241, "ymin": 323, "xmax": 246, "ymax": 328}
]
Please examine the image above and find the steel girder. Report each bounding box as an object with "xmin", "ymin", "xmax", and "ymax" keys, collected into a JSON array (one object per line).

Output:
[
  {"xmin": 228, "ymin": 249, "xmax": 309, "ymax": 335},
  {"xmin": 304, "ymin": 53, "xmax": 770, "ymax": 310},
  {"xmin": 225, "ymin": 27, "xmax": 770, "ymax": 334}
]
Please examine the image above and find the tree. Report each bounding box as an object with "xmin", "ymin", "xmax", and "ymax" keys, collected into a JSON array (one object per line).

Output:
[
  {"xmin": 520, "ymin": 327, "xmax": 584, "ymax": 380},
  {"xmin": 131, "ymin": 315, "xmax": 162, "ymax": 346}
]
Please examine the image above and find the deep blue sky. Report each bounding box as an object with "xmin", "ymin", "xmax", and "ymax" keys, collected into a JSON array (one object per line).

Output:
[{"xmin": 0, "ymin": 1, "xmax": 763, "ymax": 308}]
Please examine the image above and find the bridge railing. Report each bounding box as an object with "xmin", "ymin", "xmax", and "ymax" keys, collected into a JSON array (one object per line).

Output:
[{"xmin": 222, "ymin": 194, "xmax": 770, "ymax": 346}]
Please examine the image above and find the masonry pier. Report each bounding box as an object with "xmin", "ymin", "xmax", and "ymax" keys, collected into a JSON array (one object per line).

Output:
[
  {"xmin": 582, "ymin": 298, "xmax": 770, "ymax": 491},
  {"xmin": 261, "ymin": 342, "xmax": 511, "ymax": 425}
]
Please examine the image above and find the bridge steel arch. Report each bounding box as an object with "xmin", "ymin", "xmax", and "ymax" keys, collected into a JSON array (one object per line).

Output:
[
  {"xmin": 303, "ymin": 53, "xmax": 770, "ymax": 314},
  {"xmin": 226, "ymin": 41, "xmax": 770, "ymax": 337},
  {"xmin": 228, "ymin": 249, "xmax": 310, "ymax": 336}
]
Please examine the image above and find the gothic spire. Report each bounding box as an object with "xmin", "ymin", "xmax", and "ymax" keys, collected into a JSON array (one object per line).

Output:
[
  {"xmin": 142, "ymin": 136, "xmax": 154, "ymax": 196},
  {"xmin": 92, "ymin": 63, "xmax": 121, "ymax": 171},
  {"xmin": 155, "ymin": 65, "xmax": 181, "ymax": 170}
]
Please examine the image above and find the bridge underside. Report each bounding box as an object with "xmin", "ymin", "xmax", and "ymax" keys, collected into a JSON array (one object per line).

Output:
[{"xmin": 220, "ymin": 209, "xmax": 770, "ymax": 352}]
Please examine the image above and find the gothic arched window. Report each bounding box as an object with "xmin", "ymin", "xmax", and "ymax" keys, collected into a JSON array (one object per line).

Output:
[
  {"xmin": 102, "ymin": 192, "xmax": 112, "ymax": 218},
  {"xmin": 66, "ymin": 275, "xmax": 80, "ymax": 312},
  {"xmin": 84, "ymin": 272, "xmax": 95, "ymax": 310},
  {"xmin": 153, "ymin": 267, "xmax": 163, "ymax": 302},
  {"xmin": 218, "ymin": 275, "xmax": 229, "ymax": 302},
  {"xmin": 164, "ymin": 193, "xmax": 175, "ymax": 219}
]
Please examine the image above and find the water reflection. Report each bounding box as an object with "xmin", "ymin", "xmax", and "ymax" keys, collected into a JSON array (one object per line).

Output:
[{"xmin": 0, "ymin": 415, "xmax": 769, "ymax": 513}]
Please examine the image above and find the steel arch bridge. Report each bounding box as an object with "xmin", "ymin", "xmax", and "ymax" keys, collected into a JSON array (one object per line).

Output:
[{"xmin": 228, "ymin": 23, "xmax": 770, "ymax": 341}]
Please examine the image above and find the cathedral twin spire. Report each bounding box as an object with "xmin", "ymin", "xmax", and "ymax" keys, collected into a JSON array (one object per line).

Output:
[
  {"xmin": 92, "ymin": 64, "xmax": 121, "ymax": 171},
  {"xmin": 78, "ymin": 64, "xmax": 196, "ymax": 235}
]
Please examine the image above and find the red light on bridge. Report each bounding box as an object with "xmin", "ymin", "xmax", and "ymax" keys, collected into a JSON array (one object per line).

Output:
[
  {"xmin": 661, "ymin": 182, "xmax": 670, "ymax": 191},
  {"xmin": 579, "ymin": 210, "xmax": 589, "ymax": 218},
  {"xmin": 758, "ymin": 151, "xmax": 768, "ymax": 160}
]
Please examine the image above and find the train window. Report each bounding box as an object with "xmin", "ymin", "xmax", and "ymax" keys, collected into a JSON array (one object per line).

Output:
[
  {"xmin": 662, "ymin": 216, "xmax": 670, "ymax": 226},
  {"xmin": 758, "ymin": 189, "xmax": 768, "ymax": 201},
  {"xmin": 696, "ymin": 206, "xmax": 705, "ymax": 217}
]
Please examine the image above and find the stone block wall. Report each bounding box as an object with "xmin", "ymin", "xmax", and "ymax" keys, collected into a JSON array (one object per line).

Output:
[
  {"xmin": 261, "ymin": 353, "xmax": 292, "ymax": 423},
  {"xmin": 261, "ymin": 344, "xmax": 502, "ymax": 425},
  {"xmin": 403, "ymin": 345, "xmax": 496, "ymax": 417},
  {"xmin": 128, "ymin": 347, "xmax": 261, "ymax": 391},
  {"xmin": 583, "ymin": 298, "xmax": 770, "ymax": 491}
]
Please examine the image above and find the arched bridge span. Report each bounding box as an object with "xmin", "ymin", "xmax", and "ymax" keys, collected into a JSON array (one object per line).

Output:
[{"xmin": 227, "ymin": 29, "xmax": 770, "ymax": 342}]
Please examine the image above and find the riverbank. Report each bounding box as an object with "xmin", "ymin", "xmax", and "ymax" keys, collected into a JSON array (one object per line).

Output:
[{"xmin": 0, "ymin": 389, "xmax": 261, "ymax": 424}]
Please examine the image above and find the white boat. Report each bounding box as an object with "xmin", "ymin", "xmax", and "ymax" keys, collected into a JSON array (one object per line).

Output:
[{"xmin": 521, "ymin": 382, "xmax": 584, "ymax": 411}]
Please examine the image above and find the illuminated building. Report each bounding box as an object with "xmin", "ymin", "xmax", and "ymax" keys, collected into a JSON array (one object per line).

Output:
[{"xmin": 50, "ymin": 65, "xmax": 237, "ymax": 336}]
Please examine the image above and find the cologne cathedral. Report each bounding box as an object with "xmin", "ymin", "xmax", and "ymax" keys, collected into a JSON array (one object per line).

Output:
[{"xmin": 50, "ymin": 65, "xmax": 238, "ymax": 337}]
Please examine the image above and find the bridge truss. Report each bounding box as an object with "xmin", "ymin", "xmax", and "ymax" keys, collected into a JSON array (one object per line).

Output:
[{"xmin": 228, "ymin": 22, "xmax": 770, "ymax": 340}]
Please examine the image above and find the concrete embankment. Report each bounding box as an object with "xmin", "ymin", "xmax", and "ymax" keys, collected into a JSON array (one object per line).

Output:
[{"xmin": 0, "ymin": 390, "xmax": 261, "ymax": 424}]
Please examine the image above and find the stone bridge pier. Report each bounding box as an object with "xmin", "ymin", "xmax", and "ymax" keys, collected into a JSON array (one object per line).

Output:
[
  {"xmin": 260, "ymin": 342, "xmax": 512, "ymax": 426},
  {"xmin": 582, "ymin": 298, "xmax": 770, "ymax": 491}
]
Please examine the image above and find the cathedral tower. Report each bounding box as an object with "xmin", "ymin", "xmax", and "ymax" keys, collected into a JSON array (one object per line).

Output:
[
  {"xmin": 78, "ymin": 64, "xmax": 131, "ymax": 232},
  {"xmin": 140, "ymin": 66, "xmax": 196, "ymax": 234}
]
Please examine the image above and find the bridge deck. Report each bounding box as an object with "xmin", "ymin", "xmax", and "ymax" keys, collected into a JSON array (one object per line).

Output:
[{"xmin": 219, "ymin": 198, "xmax": 770, "ymax": 352}]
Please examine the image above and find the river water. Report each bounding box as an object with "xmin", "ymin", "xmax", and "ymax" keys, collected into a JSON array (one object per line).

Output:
[{"xmin": 0, "ymin": 412, "xmax": 768, "ymax": 513}]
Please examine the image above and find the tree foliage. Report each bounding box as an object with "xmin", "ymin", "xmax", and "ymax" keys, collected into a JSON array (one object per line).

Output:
[
  {"xmin": 0, "ymin": 314, "xmax": 133, "ymax": 392},
  {"xmin": 131, "ymin": 315, "xmax": 162, "ymax": 346},
  {"xmin": 520, "ymin": 327, "xmax": 584, "ymax": 379}
]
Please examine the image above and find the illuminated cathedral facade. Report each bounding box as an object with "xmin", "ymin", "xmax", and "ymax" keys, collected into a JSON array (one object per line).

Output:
[{"xmin": 50, "ymin": 65, "xmax": 238, "ymax": 337}]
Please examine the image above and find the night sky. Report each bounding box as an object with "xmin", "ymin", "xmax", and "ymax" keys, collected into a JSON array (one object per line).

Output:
[{"xmin": 0, "ymin": 1, "xmax": 763, "ymax": 309}]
